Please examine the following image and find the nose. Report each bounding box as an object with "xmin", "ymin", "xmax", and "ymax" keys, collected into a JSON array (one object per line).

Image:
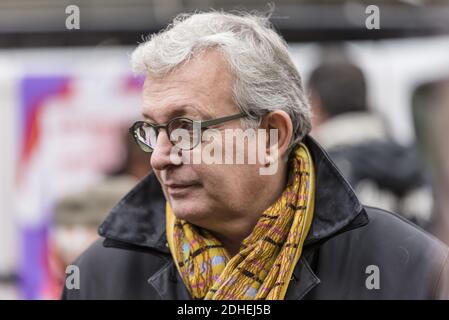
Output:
[{"xmin": 150, "ymin": 129, "xmax": 178, "ymax": 171}]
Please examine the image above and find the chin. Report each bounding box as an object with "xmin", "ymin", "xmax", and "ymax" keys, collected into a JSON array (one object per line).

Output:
[{"xmin": 169, "ymin": 199, "xmax": 207, "ymax": 224}]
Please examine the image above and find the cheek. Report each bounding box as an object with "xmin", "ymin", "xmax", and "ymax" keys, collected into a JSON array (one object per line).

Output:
[
  {"xmin": 201, "ymin": 165, "xmax": 257, "ymax": 199},
  {"xmin": 194, "ymin": 165, "xmax": 234, "ymax": 201}
]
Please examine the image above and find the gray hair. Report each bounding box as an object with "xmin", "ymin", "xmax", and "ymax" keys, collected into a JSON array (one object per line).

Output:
[{"xmin": 131, "ymin": 10, "xmax": 312, "ymax": 150}]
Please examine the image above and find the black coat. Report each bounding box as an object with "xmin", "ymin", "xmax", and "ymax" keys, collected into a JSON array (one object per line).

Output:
[{"xmin": 62, "ymin": 137, "xmax": 449, "ymax": 300}]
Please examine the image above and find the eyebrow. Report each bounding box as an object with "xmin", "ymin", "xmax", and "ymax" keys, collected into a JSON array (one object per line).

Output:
[{"xmin": 142, "ymin": 104, "xmax": 211, "ymax": 123}]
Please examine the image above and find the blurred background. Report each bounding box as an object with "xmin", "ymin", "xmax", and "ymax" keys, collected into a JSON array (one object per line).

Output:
[{"xmin": 1, "ymin": 0, "xmax": 449, "ymax": 299}]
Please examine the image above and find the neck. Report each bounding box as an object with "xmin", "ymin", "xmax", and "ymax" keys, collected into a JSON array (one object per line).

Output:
[
  {"xmin": 213, "ymin": 231, "xmax": 246, "ymax": 257},
  {"xmin": 209, "ymin": 161, "xmax": 289, "ymax": 257}
]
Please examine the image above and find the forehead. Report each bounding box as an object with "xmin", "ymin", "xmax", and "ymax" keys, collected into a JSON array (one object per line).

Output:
[{"xmin": 141, "ymin": 50, "xmax": 235, "ymax": 121}]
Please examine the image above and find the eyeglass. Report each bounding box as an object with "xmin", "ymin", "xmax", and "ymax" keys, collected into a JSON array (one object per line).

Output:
[{"xmin": 129, "ymin": 112, "xmax": 246, "ymax": 153}]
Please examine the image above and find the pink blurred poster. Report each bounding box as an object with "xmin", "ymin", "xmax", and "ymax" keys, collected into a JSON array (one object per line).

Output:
[{"xmin": 16, "ymin": 73, "xmax": 143, "ymax": 299}]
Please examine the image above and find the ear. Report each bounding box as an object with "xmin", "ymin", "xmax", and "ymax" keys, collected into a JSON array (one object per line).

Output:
[{"xmin": 260, "ymin": 110, "xmax": 293, "ymax": 160}]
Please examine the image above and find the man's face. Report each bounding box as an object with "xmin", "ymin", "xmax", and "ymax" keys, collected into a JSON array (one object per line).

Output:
[{"xmin": 141, "ymin": 50, "xmax": 268, "ymax": 231}]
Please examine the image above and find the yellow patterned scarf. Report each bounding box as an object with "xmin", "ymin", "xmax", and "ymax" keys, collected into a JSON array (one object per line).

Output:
[{"xmin": 166, "ymin": 143, "xmax": 315, "ymax": 300}]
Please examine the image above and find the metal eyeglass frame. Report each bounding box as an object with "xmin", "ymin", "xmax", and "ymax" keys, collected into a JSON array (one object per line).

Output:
[{"xmin": 129, "ymin": 112, "xmax": 246, "ymax": 153}]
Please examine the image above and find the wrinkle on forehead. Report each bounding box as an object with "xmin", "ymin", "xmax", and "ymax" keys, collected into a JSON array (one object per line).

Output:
[{"xmin": 141, "ymin": 49, "xmax": 237, "ymax": 122}]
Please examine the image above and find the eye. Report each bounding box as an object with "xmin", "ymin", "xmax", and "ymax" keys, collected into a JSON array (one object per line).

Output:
[
  {"xmin": 138, "ymin": 126, "xmax": 146, "ymax": 140},
  {"xmin": 137, "ymin": 123, "xmax": 157, "ymax": 145},
  {"xmin": 168, "ymin": 118, "xmax": 201, "ymax": 150}
]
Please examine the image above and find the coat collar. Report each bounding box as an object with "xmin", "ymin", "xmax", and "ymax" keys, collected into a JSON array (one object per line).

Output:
[
  {"xmin": 99, "ymin": 135, "xmax": 368, "ymax": 254},
  {"xmin": 146, "ymin": 245, "xmax": 321, "ymax": 300}
]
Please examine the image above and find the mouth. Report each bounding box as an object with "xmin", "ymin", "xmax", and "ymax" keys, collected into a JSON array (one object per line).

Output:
[{"xmin": 164, "ymin": 182, "xmax": 200, "ymax": 196}]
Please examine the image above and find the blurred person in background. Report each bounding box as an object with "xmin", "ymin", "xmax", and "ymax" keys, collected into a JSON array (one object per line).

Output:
[
  {"xmin": 308, "ymin": 54, "xmax": 433, "ymax": 230},
  {"xmin": 412, "ymin": 78, "xmax": 449, "ymax": 244},
  {"xmin": 47, "ymin": 127, "xmax": 150, "ymax": 299},
  {"xmin": 437, "ymin": 81, "xmax": 449, "ymax": 245},
  {"xmin": 108, "ymin": 125, "xmax": 152, "ymax": 180}
]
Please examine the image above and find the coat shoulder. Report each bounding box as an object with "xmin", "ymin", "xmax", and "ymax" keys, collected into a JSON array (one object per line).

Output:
[
  {"xmin": 363, "ymin": 206, "xmax": 447, "ymax": 256},
  {"xmin": 365, "ymin": 206, "xmax": 449, "ymax": 299},
  {"xmin": 61, "ymin": 238, "xmax": 170, "ymax": 299},
  {"xmin": 311, "ymin": 206, "xmax": 449, "ymax": 299}
]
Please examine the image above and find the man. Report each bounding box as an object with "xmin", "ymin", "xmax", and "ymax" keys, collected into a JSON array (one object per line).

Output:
[
  {"xmin": 63, "ymin": 11, "xmax": 449, "ymax": 300},
  {"xmin": 308, "ymin": 57, "xmax": 434, "ymax": 230}
]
